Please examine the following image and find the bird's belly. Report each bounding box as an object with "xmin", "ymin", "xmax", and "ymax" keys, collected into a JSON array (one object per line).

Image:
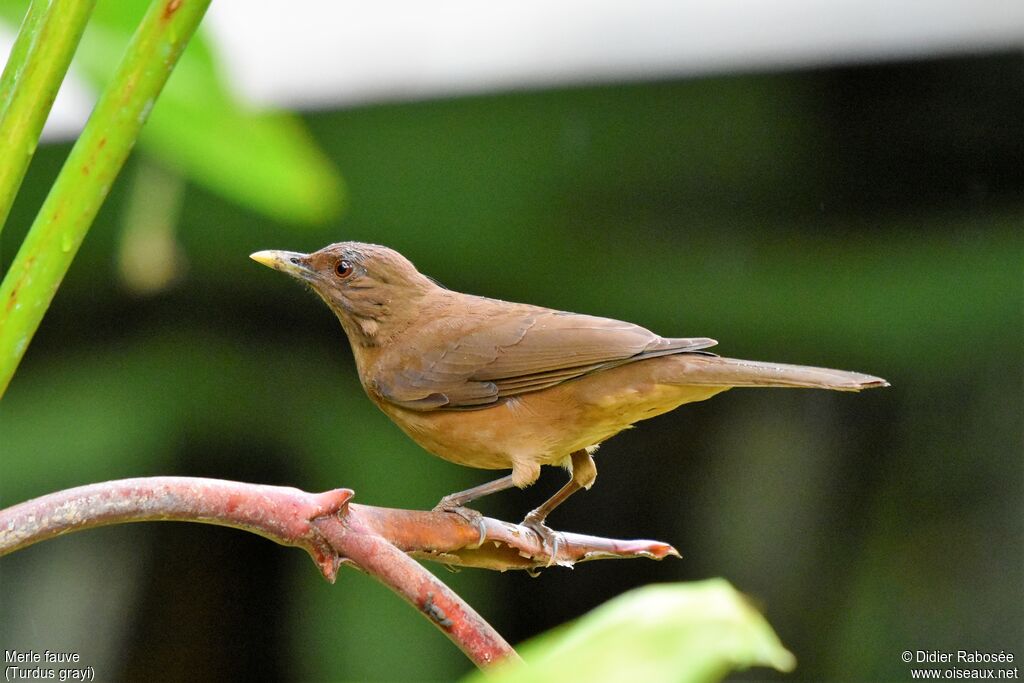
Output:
[
  {"xmin": 377, "ymin": 397, "xmax": 577, "ymax": 470},
  {"xmin": 374, "ymin": 356, "xmax": 729, "ymax": 470}
]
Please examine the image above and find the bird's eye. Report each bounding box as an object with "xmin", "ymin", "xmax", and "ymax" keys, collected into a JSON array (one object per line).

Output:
[{"xmin": 335, "ymin": 260, "xmax": 354, "ymax": 278}]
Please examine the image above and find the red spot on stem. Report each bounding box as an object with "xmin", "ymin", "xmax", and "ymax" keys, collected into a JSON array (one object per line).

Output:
[{"xmin": 163, "ymin": 0, "xmax": 182, "ymax": 19}]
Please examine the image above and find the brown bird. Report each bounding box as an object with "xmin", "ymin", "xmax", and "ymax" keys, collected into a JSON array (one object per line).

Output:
[{"xmin": 251, "ymin": 242, "xmax": 887, "ymax": 553}]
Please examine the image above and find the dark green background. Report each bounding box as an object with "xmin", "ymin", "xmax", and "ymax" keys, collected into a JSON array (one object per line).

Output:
[{"xmin": 2, "ymin": 52, "xmax": 1022, "ymax": 681}]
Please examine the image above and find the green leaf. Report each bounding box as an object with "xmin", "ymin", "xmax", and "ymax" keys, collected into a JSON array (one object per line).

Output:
[
  {"xmin": 470, "ymin": 580, "xmax": 796, "ymax": 683},
  {"xmin": 0, "ymin": 0, "xmax": 345, "ymax": 225}
]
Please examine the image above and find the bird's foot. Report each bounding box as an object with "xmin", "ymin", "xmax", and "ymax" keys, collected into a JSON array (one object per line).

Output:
[
  {"xmin": 521, "ymin": 512, "xmax": 572, "ymax": 568},
  {"xmin": 432, "ymin": 499, "xmax": 487, "ymax": 547}
]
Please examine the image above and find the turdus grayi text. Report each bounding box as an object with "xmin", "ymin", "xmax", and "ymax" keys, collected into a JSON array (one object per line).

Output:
[{"xmin": 251, "ymin": 242, "xmax": 888, "ymax": 550}]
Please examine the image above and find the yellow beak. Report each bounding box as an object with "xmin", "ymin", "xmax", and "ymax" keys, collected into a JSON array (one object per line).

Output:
[{"xmin": 249, "ymin": 250, "xmax": 315, "ymax": 281}]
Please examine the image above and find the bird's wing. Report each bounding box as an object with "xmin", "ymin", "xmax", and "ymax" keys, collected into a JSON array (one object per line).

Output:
[{"xmin": 373, "ymin": 305, "xmax": 716, "ymax": 411}]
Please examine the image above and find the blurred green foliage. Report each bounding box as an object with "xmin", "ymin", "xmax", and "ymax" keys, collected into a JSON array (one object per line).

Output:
[
  {"xmin": 0, "ymin": 37, "xmax": 1021, "ymax": 683},
  {"xmin": 0, "ymin": 0, "xmax": 344, "ymax": 224}
]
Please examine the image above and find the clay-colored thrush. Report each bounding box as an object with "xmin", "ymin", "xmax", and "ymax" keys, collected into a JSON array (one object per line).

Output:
[{"xmin": 251, "ymin": 242, "xmax": 887, "ymax": 550}]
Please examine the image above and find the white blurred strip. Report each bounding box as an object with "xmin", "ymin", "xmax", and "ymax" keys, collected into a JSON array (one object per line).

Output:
[
  {"xmin": 206, "ymin": 0, "xmax": 1024, "ymax": 109},
  {"xmin": 1, "ymin": 0, "xmax": 1021, "ymax": 140}
]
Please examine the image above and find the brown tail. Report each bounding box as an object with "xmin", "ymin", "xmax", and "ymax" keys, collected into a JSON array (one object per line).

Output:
[{"xmin": 673, "ymin": 355, "xmax": 888, "ymax": 392}]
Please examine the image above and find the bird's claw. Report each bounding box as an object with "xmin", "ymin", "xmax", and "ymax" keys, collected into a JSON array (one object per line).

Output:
[
  {"xmin": 432, "ymin": 501, "xmax": 487, "ymax": 547},
  {"xmin": 521, "ymin": 513, "xmax": 572, "ymax": 568}
]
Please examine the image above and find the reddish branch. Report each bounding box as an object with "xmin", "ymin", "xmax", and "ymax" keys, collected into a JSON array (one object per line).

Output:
[{"xmin": 0, "ymin": 477, "xmax": 679, "ymax": 668}]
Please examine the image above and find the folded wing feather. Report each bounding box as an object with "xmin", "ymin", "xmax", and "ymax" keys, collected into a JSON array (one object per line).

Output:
[{"xmin": 374, "ymin": 305, "xmax": 716, "ymax": 411}]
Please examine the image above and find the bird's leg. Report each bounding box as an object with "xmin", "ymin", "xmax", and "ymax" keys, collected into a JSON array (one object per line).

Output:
[
  {"xmin": 433, "ymin": 474, "xmax": 517, "ymax": 511},
  {"xmin": 433, "ymin": 474, "xmax": 517, "ymax": 545},
  {"xmin": 521, "ymin": 449, "xmax": 597, "ymax": 564}
]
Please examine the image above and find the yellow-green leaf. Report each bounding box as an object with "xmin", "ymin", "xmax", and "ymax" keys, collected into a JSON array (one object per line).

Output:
[{"xmin": 470, "ymin": 580, "xmax": 796, "ymax": 683}]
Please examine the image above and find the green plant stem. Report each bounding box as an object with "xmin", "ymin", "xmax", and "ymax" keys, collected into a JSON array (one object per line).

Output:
[
  {"xmin": 0, "ymin": 0, "xmax": 212, "ymax": 397},
  {"xmin": 0, "ymin": 0, "xmax": 97, "ymax": 234},
  {"xmin": 0, "ymin": 2, "xmax": 48, "ymax": 105}
]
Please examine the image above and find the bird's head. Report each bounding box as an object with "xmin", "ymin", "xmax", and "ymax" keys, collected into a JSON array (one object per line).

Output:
[{"xmin": 250, "ymin": 242, "xmax": 439, "ymax": 345}]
